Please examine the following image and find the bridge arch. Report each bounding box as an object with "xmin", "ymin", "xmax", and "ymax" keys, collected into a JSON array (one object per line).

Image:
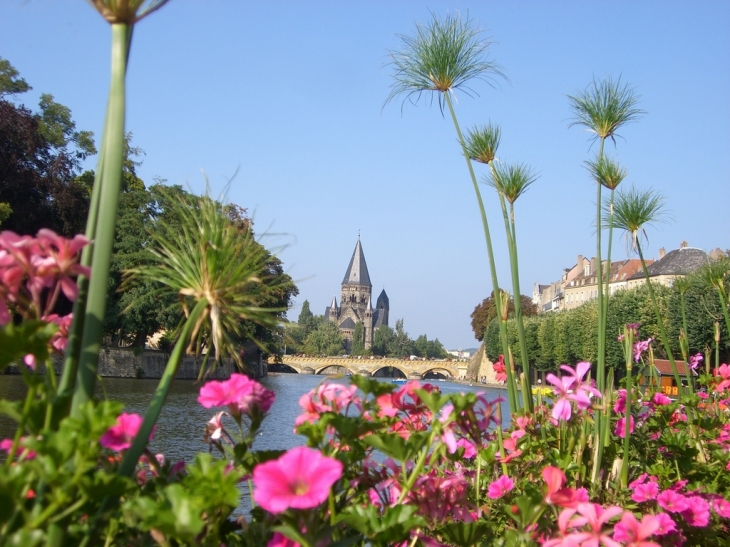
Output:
[{"xmin": 316, "ymin": 365, "xmax": 355, "ymax": 375}]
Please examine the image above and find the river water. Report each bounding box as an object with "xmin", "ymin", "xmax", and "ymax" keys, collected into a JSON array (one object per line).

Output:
[{"xmin": 0, "ymin": 374, "xmax": 512, "ymax": 463}]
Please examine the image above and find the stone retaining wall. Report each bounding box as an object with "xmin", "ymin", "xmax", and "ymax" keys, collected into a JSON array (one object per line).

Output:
[{"xmin": 6, "ymin": 348, "xmax": 266, "ymax": 379}]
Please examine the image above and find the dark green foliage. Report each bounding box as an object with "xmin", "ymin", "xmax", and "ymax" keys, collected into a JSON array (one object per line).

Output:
[
  {"xmin": 372, "ymin": 324, "xmax": 396, "ymax": 357},
  {"xmin": 352, "ymin": 322, "xmax": 365, "ymax": 356},
  {"xmin": 303, "ymin": 321, "xmax": 344, "ymax": 356},
  {"xmin": 493, "ymin": 277, "xmax": 726, "ymax": 378},
  {"xmin": 470, "ymin": 291, "xmax": 538, "ymax": 342}
]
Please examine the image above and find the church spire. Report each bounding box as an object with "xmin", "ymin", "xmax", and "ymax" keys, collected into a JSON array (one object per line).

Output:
[{"xmin": 342, "ymin": 238, "xmax": 372, "ymax": 287}]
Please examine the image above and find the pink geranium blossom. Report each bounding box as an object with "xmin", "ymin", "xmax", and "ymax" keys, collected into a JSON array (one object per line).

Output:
[
  {"xmin": 487, "ymin": 475, "xmax": 514, "ymax": 499},
  {"xmin": 253, "ymin": 446, "xmax": 342, "ymax": 513},
  {"xmin": 100, "ymin": 413, "xmax": 155, "ymax": 451},
  {"xmin": 569, "ymin": 502, "xmax": 624, "ymax": 547},
  {"xmin": 546, "ymin": 362, "xmax": 601, "ymax": 422},
  {"xmin": 633, "ymin": 338, "xmax": 653, "ymax": 363},
  {"xmin": 652, "ymin": 392, "xmax": 672, "ymax": 406},
  {"xmin": 542, "ymin": 466, "xmax": 585, "ymax": 508},
  {"xmin": 0, "ymin": 437, "xmax": 37, "ymax": 460},
  {"xmin": 688, "ymin": 353, "xmax": 703, "ymax": 370},
  {"xmin": 715, "ymin": 364, "xmax": 730, "ymax": 393},
  {"xmin": 612, "ymin": 511, "xmax": 661, "ymax": 547}
]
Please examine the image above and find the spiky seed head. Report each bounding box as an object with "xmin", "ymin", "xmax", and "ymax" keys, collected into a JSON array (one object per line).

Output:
[
  {"xmin": 124, "ymin": 189, "xmax": 285, "ymax": 372},
  {"xmin": 385, "ymin": 12, "xmax": 507, "ymax": 112},
  {"xmin": 87, "ymin": 0, "xmax": 169, "ymax": 24},
  {"xmin": 701, "ymin": 259, "xmax": 730, "ymax": 297},
  {"xmin": 486, "ymin": 162, "xmax": 538, "ymax": 204},
  {"xmin": 568, "ymin": 76, "xmax": 645, "ymax": 143},
  {"xmin": 585, "ymin": 155, "xmax": 627, "ymax": 190},
  {"xmin": 465, "ymin": 123, "xmax": 501, "ymax": 164},
  {"xmin": 607, "ymin": 185, "xmax": 669, "ymax": 251}
]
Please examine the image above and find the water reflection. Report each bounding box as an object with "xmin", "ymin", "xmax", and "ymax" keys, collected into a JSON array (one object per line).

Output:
[{"xmin": 0, "ymin": 373, "xmax": 512, "ymax": 464}]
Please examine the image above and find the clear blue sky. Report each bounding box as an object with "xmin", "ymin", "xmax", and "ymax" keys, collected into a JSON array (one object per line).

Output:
[{"xmin": 2, "ymin": 1, "xmax": 729, "ymax": 351}]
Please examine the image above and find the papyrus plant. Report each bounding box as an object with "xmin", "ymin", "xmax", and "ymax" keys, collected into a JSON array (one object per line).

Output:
[
  {"xmin": 60, "ymin": 1, "xmax": 171, "ymax": 418},
  {"xmin": 568, "ymin": 77, "xmax": 643, "ymax": 484},
  {"xmin": 385, "ymin": 14, "xmax": 525, "ymax": 412}
]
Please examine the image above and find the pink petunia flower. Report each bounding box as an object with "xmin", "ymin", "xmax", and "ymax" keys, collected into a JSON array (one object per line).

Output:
[
  {"xmin": 631, "ymin": 480, "xmax": 659, "ymax": 503},
  {"xmin": 653, "ymin": 512, "xmax": 676, "ymax": 535},
  {"xmin": 487, "ymin": 474, "xmax": 514, "ymax": 499},
  {"xmin": 656, "ymin": 489, "xmax": 690, "ymax": 513},
  {"xmin": 681, "ymin": 496, "xmax": 710, "ymax": 527},
  {"xmin": 252, "ymin": 446, "xmax": 342, "ymax": 514},
  {"xmin": 614, "ymin": 416, "xmax": 635, "ymax": 438},
  {"xmin": 713, "ymin": 498, "xmax": 730, "ymax": 519},
  {"xmin": 652, "ymin": 392, "xmax": 672, "ymax": 406},
  {"xmin": 100, "ymin": 413, "xmax": 155, "ymax": 451}
]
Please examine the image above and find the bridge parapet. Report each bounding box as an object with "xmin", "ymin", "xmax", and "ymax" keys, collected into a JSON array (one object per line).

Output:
[{"xmin": 268, "ymin": 356, "xmax": 468, "ymax": 379}]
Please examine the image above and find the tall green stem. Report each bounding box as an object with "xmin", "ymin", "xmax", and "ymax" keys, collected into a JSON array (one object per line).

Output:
[
  {"xmin": 591, "ymin": 139, "xmax": 607, "ymax": 485},
  {"xmin": 636, "ymin": 241, "xmax": 683, "ymax": 392},
  {"xmin": 118, "ymin": 298, "xmax": 208, "ymax": 477},
  {"xmin": 619, "ymin": 327, "xmax": 634, "ymax": 488},
  {"xmin": 71, "ymin": 23, "xmax": 131, "ymax": 416},
  {"xmin": 508, "ymin": 202, "xmax": 533, "ymax": 412},
  {"xmin": 443, "ymin": 92, "xmax": 518, "ymax": 411}
]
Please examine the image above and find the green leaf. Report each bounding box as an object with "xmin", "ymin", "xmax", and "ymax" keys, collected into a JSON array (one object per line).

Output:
[{"xmin": 0, "ymin": 321, "xmax": 56, "ymax": 370}]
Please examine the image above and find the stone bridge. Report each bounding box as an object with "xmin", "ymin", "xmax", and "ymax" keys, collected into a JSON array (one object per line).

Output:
[{"xmin": 268, "ymin": 356, "xmax": 469, "ymax": 379}]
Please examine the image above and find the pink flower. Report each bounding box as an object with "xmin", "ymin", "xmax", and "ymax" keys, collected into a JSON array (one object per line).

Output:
[
  {"xmin": 633, "ymin": 338, "xmax": 653, "ymax": 363},
  {"xmin": 715, "ymin": 364, "xmax": 730, "ymax": 393},
  {"xmin": 656, "ymin": 489, "xmax": 689, "ymax": 513},
  {"xmin": 23, "ymin": 354, "xmax": 36, "ymax": 371},
  {"xmin": 631, "ymin": 480, "xmax": 659, "ymax": 503},
  {"xmin": 614, "ymin": 389, "xmax": 627, "ymax": 413},
  {"xmin": 100, "ymin": 413, "xmax": 154, "ymax": 451},
  {"xmin": 267, "ymin": 532, "xmax": 300, "ymax": 547},
  {"xmin": 252, "ymin": 446, "xmax": 342, "ymax": 513},
  {"xmin": 653, "ymin": 512, "xmax": 676, "ymax": 535},
  {"xmin": 0, "ymin": 437, "xmax": 36, "ymax": 460},
  {"xmin": 34, "ymin": 229, "xmax": 90, "ymax": 301},
  {"xmin": 569, "ymin": 502, "xmax": 624, "ymax": 547},
  {"xmin": 493, "ymin": 354, "xmax": 507, "ymax": 383},
  {"xmin": 652, "ymin": 392, "xmax": 672, "ymax": 406},
  {"xmin": 455, "ymin": 438, "xmax": 476, "ymax": 458},
  {"xmin": 681, "ymin": 495, "xmax": 710, "ymax": 527},
  {"xmin": 198, "ymin": 374, "xmax": 275, "ymax": 417},
  {"xmin": 546, "ymin": 362, "xmax": 601, "ymax": 422},
  {"xmin": 713, "ymin": 497, "xmax": 730, "ymax": 519},
  {"xmin": 688, "ymin": 353, "xmax": 703, "ymax": 370},
  {"xmin": 614, "ymin": 416, "xmax": 635, "ymax": 438},
  {"xmin": 612, "ymin": 511, "xmax": 661, "ymax": 547},
  {"xmin": 487, "ymin": 474, "xmax": 514, "ymax": 499},
  {"xmin": 204, "ymin": 411, "xmax": 227, "ymax": 443},
  {"xmin": 542, "ymin": 466, "xmax": 585, "ymax": 508}
]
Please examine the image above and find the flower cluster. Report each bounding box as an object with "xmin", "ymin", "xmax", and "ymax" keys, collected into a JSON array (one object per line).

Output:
[{"xmin": 0, "ymin": 229, "xmax": 89, "ymax": 369}]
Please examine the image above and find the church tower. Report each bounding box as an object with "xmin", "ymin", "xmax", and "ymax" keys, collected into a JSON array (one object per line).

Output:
[{"xmin": 325, "ymin": 237, "xmax": 389, "ymax": 352}]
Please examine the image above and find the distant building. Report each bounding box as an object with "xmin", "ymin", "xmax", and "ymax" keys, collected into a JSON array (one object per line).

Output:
[
  {"xmin": 627, "ymin": 243, "xmax": 709, "ymax": 289},
  {"xmin": 325, "ymin": 238, "xmax": 389, "ymax": 352},
  {"xmin": 564, "ymin": 258, "xmax": 648, "ymax": 310},
  {"xmin": 533, "ymin": 255, "xmax": 590, "ymax": 313},
  {"xmin": 534, "ymin": 242, "xmax": 714, "ymax": 314}
]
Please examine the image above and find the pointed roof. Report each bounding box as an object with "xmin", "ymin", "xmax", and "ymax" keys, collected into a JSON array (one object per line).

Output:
[{"xmin": 342, "ymin": 238, "xmax": 372, "ymax": 287}]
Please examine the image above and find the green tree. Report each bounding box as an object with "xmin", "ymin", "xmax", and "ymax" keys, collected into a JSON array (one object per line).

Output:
[
  {"xmin": 303, "ymin": 321, "xmax": 344, "ymax": 356},
  {"xmin": 470, "ymin": 291, "xmax": 538, "ymax": 342},
  {"xmin": 0, "ymin": 57, "xmax": 31, "ymax": 98},
  {"xmin": 352, "ymin": 322, "xmax": 365, "ymax": 356},
  {"xmin": 392, "ymin": 319, "xmax": 414, "ymax": 357},
  {"xmin": 372, "ymin": 324, "xmax": 396, "ymax": 357}
]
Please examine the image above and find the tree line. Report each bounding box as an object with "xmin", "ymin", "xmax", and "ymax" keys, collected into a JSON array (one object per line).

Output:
[
  {"xmin": 285, "ymin": 300, "xmax": 449, "ymax": 359},
  {"xmin": 0, "ymin": 57, "xmax": 298, "ymax": 354}
]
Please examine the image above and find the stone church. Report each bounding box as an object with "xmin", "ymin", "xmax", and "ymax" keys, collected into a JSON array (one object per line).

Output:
[{"xmin": 324, "ymin": 238, "xmax": 389, "ymax": 352}]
